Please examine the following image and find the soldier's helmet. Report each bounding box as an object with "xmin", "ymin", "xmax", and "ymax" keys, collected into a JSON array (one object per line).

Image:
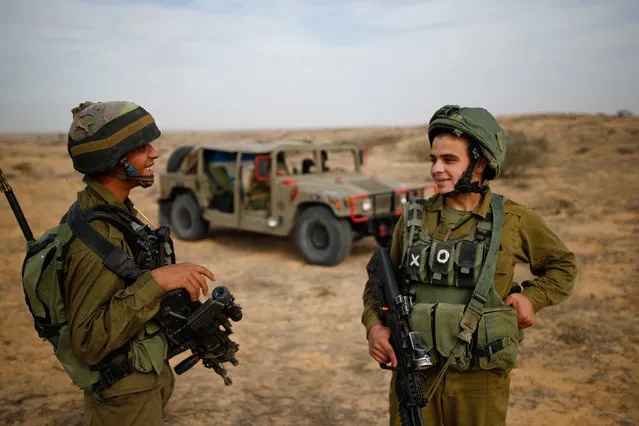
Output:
[
  {"xmin": 427, "ymin": 105, "xmax": 507, "ymax": 180},
  {"xmin": 67, "ymin": 101, "xmax": 161, "ymax": 174}
]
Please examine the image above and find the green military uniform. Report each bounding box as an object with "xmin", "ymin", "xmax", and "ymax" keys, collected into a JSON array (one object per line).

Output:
[
  {"xmin": 65, "ymin": 176, "xmax": 174, "ymax": 425},
  {"xmin": 362, "ymin": 104, "xmax": 577, "ymax": 426},
  {"xmin": 362, "ymin": 189, "xmax": 577, "ymax": 425}
]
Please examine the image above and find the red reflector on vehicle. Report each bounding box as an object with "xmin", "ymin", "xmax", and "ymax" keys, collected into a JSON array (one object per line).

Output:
[
  {"xmin": 290, "ymin": 186, "xmax": 299, "ymax": 201},
  {"xmin": 379, "ymin": 225, "xmax": 388, "ymax": 236}
]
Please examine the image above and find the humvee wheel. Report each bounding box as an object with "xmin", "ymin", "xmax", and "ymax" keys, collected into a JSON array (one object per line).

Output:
[
  {"xmin": 170, "ymin": 193, "xmax": 208, "ymax": 241},
  {"xmin": 295, "ymin": 206, "xmax": 352, "ymax": 266}
]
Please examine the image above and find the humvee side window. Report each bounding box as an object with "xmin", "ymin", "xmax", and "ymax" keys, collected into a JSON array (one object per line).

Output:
[{"xmin": 324, "ymin": 149, "xmax": 358, "ymax": 173}]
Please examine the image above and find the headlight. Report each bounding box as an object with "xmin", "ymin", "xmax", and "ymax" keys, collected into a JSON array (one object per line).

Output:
[
  {"xmin": 361, "ymin": 199, "xmax": 372, "ymax": 211},
  {"xmin": 400, "ymin": 195, "xmax": 408, "ymax": 205}
]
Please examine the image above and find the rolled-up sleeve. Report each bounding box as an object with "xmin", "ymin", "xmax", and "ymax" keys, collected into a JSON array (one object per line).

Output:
[{"xmin": 517, "ymin": 209, "xmax": 577, "ymax": 312}]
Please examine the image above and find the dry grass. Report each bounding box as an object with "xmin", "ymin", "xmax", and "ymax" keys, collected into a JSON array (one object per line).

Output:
[
  {"xmin": 1, "ymin": 113, "xmax": 639, "ymax": 426},
  {"xmin": 501, "ymin": 130, "xmax": 549, "ymax": 179}
]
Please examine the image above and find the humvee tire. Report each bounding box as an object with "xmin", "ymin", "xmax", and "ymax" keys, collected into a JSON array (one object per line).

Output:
[
  {"xmin": 167, "ymin": 146, "xmax": 193, "ymax": 173},
  {"xmin": 170, "ymin": 193, "xmax": 208, "ymax": 241},
  {"xmin": 158, "ymin": 200, "xmax": 171, "ymax": 226},
  {"xmin": 295, "ymin": 206, "xmax": 352, "ymax": 266}
]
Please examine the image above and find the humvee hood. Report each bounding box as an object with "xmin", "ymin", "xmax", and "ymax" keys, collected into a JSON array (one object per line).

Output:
[{"xmin": 283, "ymin": 173, "xmax": 408, "ymax": 197}]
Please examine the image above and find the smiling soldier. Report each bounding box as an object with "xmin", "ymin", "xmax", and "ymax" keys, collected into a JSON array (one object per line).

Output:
[
  {"xmin": 362, "ymin": 105, "xmax": 577, "ymax": 426},
  {"xmin": 64, "ymin": 101, "xmax": 215, "ymax": 425}
]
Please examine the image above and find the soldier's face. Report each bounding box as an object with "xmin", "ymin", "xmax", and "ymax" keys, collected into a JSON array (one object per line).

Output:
[
  {"xmin": 126, "ymin": 142, "xmax": 159, "ymax": 178},
  {"xmin": 429, "ymin": 134, "xmax": 471, "ymax": 194}
]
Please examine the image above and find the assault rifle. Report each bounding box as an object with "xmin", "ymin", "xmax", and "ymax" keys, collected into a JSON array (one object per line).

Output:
[
  {"xmin": 366, "ymin": 247, "xmax": 432, "ymax": 426},
  {"xmin": 156, "ymin": 285, "xmax": 243, "ymax": 385}
]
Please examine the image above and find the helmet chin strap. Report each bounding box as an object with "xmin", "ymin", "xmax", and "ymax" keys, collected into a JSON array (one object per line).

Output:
[
  {"xmin": 105, "ymin": 158, "xmax": 155, "ymax": 188},
  {"xmin": 442, "ymin": 144, "xmax": 488, "ymax": 197}
]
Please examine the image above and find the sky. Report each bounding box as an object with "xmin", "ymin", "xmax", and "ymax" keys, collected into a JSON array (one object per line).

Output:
[{"xmin": 0, "ymin": 0, "xmax": 638, "ymax": 133}]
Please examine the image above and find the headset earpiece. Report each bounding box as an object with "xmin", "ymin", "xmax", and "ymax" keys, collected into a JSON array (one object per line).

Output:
[{"xmin": 119, "ymin": 157, "xmax": 138, "ymax": 176}]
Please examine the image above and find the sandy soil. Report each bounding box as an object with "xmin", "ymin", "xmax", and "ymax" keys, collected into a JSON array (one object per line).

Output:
[{"xmin": 1, "ymin": 114, "xmax": 638, "ymax": 425}]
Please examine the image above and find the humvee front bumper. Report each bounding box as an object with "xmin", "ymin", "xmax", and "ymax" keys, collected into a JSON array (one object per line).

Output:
[{"xmin": 348, "ymin": 185, "xmax": 436, "ymax": 238}]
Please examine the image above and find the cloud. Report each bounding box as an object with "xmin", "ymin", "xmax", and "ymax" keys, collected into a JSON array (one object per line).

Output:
[{"xmin": 0, "ymin": 0, "xmax": 637, "ymax": 132}]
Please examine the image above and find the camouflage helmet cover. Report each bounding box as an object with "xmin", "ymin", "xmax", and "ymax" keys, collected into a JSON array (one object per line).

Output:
[
  {"xmin": 427, "ymin": 105, "xmax": 507, "ymax": 179},
  {"xmin": 67, "ymin": 101, "xmax": 161, "ymax": 174}
]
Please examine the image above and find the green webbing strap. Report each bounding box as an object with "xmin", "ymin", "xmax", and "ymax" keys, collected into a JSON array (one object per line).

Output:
[
  {"xmin": 400, "ymin": 200, "xmax": 425, "ymax": 268},
  {"xmin": 455, "ymin": 194, "xmax": 505, "ymax": 344},
  {"xmin": 407, "ymin": 202, "xmax": 424, "ymax": 243}
]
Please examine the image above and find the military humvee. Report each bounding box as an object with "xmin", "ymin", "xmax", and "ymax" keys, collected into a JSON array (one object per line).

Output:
[{"xmin": 158, "ymin": 140, "xmax": 434, "ymax": 266}]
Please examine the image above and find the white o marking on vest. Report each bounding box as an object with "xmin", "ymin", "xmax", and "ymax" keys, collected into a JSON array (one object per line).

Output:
[{"xmin": 436, "ymin": 249, "xmax": 450, "ymax": 263}]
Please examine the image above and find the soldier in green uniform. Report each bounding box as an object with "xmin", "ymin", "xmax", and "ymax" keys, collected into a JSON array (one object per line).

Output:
[
  {"xmin": 361, "ymin": 105, "xmax": 577, "ymax": 426},
  {"xmin": 64, "ymin": 101, "xmax": 215, "ymax": 425}
]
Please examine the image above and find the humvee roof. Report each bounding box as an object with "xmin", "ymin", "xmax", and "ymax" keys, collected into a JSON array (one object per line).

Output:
[{"xmin": 189, "ymin": 140, "xmax": 355, "ymax": 154}]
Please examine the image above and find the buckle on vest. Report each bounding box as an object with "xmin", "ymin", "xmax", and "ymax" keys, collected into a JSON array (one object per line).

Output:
[
  {"xmin": 472, "ymin": 293, "xmax": 487, "ymax": 304},
  {"xmin": 92, "ymin": 354, "xmax": 135, "ymax": 404},
  {"xmin": 476, "ymin": 338, "xmax": 506, "ymax": 359}
]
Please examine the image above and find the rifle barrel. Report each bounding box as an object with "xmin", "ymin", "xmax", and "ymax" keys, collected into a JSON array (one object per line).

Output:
[{"xmin": 0, "ymin": 168, "xmax": 35, "ymax": 243}]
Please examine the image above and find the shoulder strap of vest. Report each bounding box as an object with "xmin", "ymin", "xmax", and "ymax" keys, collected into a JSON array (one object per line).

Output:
[
  {"xmin": 400, "ymin": 198, "xmax": 428, "ymax": 268},
  {"xmin": 67, "ymin": 202, "xmax": 143, "ymax": 283},
  {"xmin": 84, "ymin": 209, "xmax": 141, "ymax": 255},
  {"xmin": 455, "ymin": 193, "xmax": 506, "ymax": 344}
]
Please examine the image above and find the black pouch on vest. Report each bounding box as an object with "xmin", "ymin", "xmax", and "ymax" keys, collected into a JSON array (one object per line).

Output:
[
  {"xmin": 429, "ymin": 241, "xmax": 455, "ymax": 286},
  {"xmin": 455, "ymin": 240, "xmax": 483, "ymax": 288}
]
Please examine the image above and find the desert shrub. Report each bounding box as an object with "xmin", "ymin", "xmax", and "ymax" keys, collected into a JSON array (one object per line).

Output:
[
  {"xmin": 12, "ymin": 162, "xmax": 33, "ymax": 172},
  {"xmin": 501, "ymin": 130, "xmax": 549, "ymax": 179},
  {"xmin": 557, "ymin": 323, "xmax": 588, "ymax": 345}
]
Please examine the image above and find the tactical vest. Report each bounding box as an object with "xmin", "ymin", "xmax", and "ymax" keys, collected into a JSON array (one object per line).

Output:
[
  {"xmin": 22, "ymin": 202, "xmax": 174, "ymax": 393},
  {"xmin": 400, "ymin": 194, "xmax": 522, "ymax": 371}
]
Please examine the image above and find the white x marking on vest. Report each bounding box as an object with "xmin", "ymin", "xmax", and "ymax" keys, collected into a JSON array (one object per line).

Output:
[{"xmin": 410, "ymin": 253, "xmax": 420, "ymax": 267}]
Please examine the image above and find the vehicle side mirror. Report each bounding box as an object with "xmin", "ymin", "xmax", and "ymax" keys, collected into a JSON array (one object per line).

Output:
[
  {"xmin": 255, "ymin": 155, "xmax": 271, "ymax": 181},
  {"xmin": 358, "ymin": 147, "xmax": 367, "ymax": 167}
]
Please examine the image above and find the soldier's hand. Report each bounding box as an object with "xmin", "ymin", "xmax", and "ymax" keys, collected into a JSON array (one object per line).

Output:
[
  {"xmin": 151, "ymin": 263, "xmax": 214, "ymax": 301},
  {"xmin": 367, "ymin": 325, "xmax": 397, "ymax": 367},
  {"xmin": 504, "ymin": 293, "xmax": 535, "ymax": 329}
]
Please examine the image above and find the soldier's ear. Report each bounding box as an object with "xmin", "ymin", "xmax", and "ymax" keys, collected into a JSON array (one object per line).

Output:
[{"xmin": 474, "ymin": 156, "xmax": 487, "ymax": 174}]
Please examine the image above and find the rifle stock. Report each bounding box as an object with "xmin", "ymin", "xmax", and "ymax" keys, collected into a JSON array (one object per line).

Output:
[{"xmin": 367, "ymin": 247, "xmax": 431, "ymax": 426}]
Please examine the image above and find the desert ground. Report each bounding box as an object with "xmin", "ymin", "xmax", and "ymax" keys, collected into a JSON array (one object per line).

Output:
[{"xmin": 0, "ymin": 113, "xmax": 638, "ymax": 425}]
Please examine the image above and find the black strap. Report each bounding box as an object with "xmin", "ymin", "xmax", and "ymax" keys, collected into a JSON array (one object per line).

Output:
[
  {"xmin": 475, "ymin": 338, "xmax": 506, "ymax": 359},
  {"xmin": 68, "ymin": 202, "xmax": 143, "ymax": 283},
  {"xmin": 34, "ymin": 317, "xmax": 66, "ymax": 339},
  {"xmin": 92, "ymin": 347, "xmax": 136, "ymax": 402},
  {"xmin": 84, "ymin": 210, "xmax": 141, "ymax": 257}
]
